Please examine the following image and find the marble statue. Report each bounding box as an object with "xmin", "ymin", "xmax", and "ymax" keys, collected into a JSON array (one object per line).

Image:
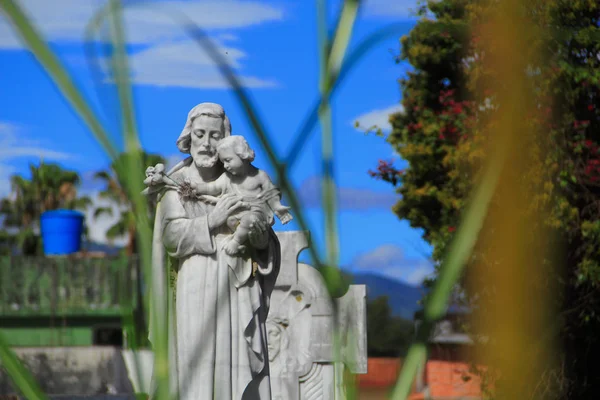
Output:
[
  {"xmin": 184, "ymin": 135, "xmax": 293, "ymax": 256},
  {"xmin": 143, "ymin": 103, "xmax": 284, "ymax": 400}
]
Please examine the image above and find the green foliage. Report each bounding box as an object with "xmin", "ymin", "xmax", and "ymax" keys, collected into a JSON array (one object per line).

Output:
[
  {"xmin": 0, "ymin": 161, "xmax": 91, "ymax": 256},
  {"xmin": 94, "ymin": 151, "xmax": 165, "ymax": 255},
  {"xmin": 366, "ymin": 296, "xmax": 414, "ymax": 357},
  {"xmin": 372, "ymin": 0, "xmax": 600, "ymax": 397}
]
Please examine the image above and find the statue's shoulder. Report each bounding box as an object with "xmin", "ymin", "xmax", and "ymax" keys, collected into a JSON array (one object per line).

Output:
[
  {"xmin": 168, "ymin": 158, "xmax": 194, "ymax": 184},
  {"xmin": 169, "ymin": 167, "xmax": 186, "ymax": 183}
]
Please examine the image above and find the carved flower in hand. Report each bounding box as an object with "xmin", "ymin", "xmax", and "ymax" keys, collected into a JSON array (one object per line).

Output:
[
  {"xmin": 144, "ymin": 163, "xmax": 166, "ymax": 186},
  {"xmin": 177, "ymin": 178, "xmax": 198, "ymax": 199}
]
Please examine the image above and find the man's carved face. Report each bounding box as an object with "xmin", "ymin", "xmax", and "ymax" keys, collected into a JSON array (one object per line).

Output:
[
  {"xmin": 267, "ymin": 322, "xmax": 283, "ymax": 361},
  {"xmin": 190, "ymin": 115, "xmax": 225, "ymax": 168}
]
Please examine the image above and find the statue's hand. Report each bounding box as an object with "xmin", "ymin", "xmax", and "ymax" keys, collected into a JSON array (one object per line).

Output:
[
  {"xmin": 248, "ymin": 218, "xmax": 269, "ymax": 250},
  {"xmin": 207, "ymin": 193, "xmax": 247, "ymax": 230}
]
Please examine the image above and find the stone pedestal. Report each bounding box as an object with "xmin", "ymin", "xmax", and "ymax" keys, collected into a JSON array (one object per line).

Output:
[{"xmin": 0, "ymin": 347, "xmax": 134, "ymax": 395}]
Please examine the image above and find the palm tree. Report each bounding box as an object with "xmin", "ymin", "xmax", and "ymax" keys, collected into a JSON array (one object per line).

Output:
[
  {"xmin": 0, "ymin": 161, "xmax": 92, "ymax": 255},
  {"xmin": 93, "ymin": 151, "xmax": 165, "ymax": 256}
]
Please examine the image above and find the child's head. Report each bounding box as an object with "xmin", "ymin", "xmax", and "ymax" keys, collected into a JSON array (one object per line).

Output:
[{"xmin": 216, "ymin": 135, "xmax": 255, "ymax": 175}]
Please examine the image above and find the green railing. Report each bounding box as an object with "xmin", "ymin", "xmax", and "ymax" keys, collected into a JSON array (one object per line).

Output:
[{"xmin": 0, "ymin": 256, "xmax": 139, "ymax": 317}]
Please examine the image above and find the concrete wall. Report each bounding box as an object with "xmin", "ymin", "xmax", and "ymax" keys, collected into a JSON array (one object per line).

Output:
[{"xmin": 0, "ymin": 347, "xmax": 136, "ymax": 395}]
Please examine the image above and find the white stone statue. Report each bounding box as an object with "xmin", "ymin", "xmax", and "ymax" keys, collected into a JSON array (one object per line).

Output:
[
  {"xmin": 266, "ymin": 232, "xmax": 368, "ymax": 400},
  {"xmin": 143, "ymin": 103, "xmax": 284, "ymax": 400},
  {"xmin": 183, "ymin": 135, "xmax": 293, "ymax": 256}
]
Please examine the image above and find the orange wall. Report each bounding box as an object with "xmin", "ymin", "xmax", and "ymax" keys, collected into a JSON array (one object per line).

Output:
[
  {"xmin": 357, "ymin": 358, "xmax": 483, "ymax": 400},
  {"xmin": 425, "ymin": 360, "xmax": 482, "ymax": 399},
  {"xmin": 357, "ymin": 358, "xmax": 402, "ymax": 388}
]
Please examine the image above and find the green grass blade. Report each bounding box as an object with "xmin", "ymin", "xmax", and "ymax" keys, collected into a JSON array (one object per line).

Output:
[
  {"xmin": 285, "ymin": 23, "xmax": 407, "ymax": 168},
  {"xmin": 316, "ymin": 0, "xmax": 340, "ymax": 270},
  {"xmin": 0, "ymin": 331, "xmax": 47, "ymax": 400},
  {"xmin": 316, "ymin": 0, "xmax": 361, "ymax": 270},
  {"xmin": 0, "ymin": 0, "xmax": 119, "ymax": 161},
  {"xmin": 317, "ymin": 1, "xmax": 362, "ymax": 397},
  {"xmin": 103, "ymin": 2, "xmax": 168, "ymax": 398},
  {"xmin": 327, "ymin": 0, "xmax": 360, "ymax": 84},
  {"xmin": 390, "ymin": 118, "xmax": 511, "ymax": 400}
]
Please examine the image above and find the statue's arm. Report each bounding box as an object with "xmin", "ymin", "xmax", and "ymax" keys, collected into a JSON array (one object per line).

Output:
[
  {"xmin": 195, "ymin": 177, "xmax": 225, "ymax": 196},
  {"xmin": 258, "ymin": 170, "xmax": 293, "ymax": 223},
  {"xmin": 160, "ymin": 190, "xmax": 216, "ymax": 258}
]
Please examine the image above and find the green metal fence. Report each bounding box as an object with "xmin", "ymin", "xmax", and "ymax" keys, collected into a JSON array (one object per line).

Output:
[{"xmin": 0, "ymin": 256, "xmax": 139, "ymax": 318}]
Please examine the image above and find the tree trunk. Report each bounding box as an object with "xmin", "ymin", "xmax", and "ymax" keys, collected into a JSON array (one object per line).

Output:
[{"xmin": 127, "ymin": 226, "xmax": 136, "ymax": 256}]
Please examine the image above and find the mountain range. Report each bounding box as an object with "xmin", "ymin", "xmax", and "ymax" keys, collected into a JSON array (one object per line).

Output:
[{"xmin": 351, "ymin": 273, "xmax": 425, "ymax": 320}]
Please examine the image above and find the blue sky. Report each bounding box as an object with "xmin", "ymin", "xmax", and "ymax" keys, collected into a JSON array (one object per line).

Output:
[{"xmin": 0, "ymin": 0, "xmax": 433, "ymax": 285}]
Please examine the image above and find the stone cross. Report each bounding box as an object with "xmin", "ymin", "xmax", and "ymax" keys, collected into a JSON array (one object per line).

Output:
[{"xmin": 267, "ymin": 231, "xmax": 367, "ymax": 400}]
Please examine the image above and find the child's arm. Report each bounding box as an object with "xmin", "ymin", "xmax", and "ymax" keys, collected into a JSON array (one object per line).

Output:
[
  {"xmin": 258, "ymin": 171, "xmax": 293, "ymax": 224},
  {"xmin": 193, "ymin": 174, "xmax": 227, "ymax": 196}
]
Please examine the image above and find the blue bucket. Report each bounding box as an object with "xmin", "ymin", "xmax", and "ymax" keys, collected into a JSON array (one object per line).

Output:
[{"xmin": 40, "ymin": 209, "xmax": 85, "ymax": 255}]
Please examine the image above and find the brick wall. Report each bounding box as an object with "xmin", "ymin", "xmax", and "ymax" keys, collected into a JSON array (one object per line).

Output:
[
  {"xmin": 356, "ymin": 358, "xmax": 483, "ymax": 400},
  {"xmin": 357, "ymin": 358, "xmax": 402, "ymax": 388},
  {"xmin": 425, "ymin": 360, "xmax": 482, "ymax": 399}
]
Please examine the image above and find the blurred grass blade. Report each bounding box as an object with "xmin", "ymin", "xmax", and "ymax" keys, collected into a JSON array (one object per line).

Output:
[
  {"xmin": 316, "ymin": 0, "xmax": 361, "ymax": 397},
  {"xmin": 0, "ymin": 332, "xmax": 47, "ymax": 400},
  {"xmin": 389, "ymin": 80, "xmax": 512, "ymax": 400},
  {"xmin": 316, "ymin": 0, "xmax": 361, "ymax": 271},
  {"xmin": 0, "ymin": 0, "xmax": 118, "ymax": 161},
  {"xmin": 316, "ymin": 0, "xmax": 338, "ymax": 270},
  {"xmin": 285, "ymin": 23, "xmax": 407, "ymax": 168},
  {"xmin": 107, "ymin": 0, "xmax": 138, "ymax": 148},
  {"xmin": 473, "ymin": 1, "xmax": 552, "ymax": 398},
  {"xmin": 104, "ymin": 2, "xmax": 168, "ymax": 398},
  {"xmin": 327, "ymin": 0, "xmax": 360, "ymax": 85}
]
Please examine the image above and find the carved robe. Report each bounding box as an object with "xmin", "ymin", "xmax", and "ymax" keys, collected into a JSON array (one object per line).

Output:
[{"xmin": 149, "ymin": 158, "xmax": 279, "ymax": 400}]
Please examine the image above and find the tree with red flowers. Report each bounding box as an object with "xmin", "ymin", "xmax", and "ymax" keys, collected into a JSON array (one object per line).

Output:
[{"xmin": 371, "ymin": 0, "xmax": 600, "ymax": 398}]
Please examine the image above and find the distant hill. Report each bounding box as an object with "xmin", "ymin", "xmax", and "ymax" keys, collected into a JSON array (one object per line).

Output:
[{"xmin": 351, "ymin": 273, "xmax": 425, "ymax": 320}]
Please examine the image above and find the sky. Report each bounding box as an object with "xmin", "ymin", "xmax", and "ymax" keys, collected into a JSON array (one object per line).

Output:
[{"xmin": 0, "ymin": 0, "xmax": 434, "ymax": 286}]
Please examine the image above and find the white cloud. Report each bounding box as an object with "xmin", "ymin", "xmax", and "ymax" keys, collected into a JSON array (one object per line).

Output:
[
  {"xmin": 352, "ymin": 104, "xmax": 404, "ymax": 132},
  {"xmin": 363, "ymin": 0, "xmax": 422, "ymax": 19},
  {"xmin": 353, "ymin": 244, "xmax": 404, "ymax": 268},
  {"xmin": 0, "ymin": 122, "xmax": 76, "ymax": 197},
  {"xmin": 81, "ymin": 189, "xmax": 128, "ymax": 246},
  {"xmin": 351, "ymin": 244, "xmax": 433, "ymax": 286},
  {"xmin": 123, "ymin": 40, "xmax": 278, "ymax": 89},
  {"xmin": 298, "ymin": 176, "xmax": 397, "ymax": 210},
  {"xmin": 217, "ymin": 33, "xmax": 239, "ymax": 42},
  {"xmin": 405, "ymin": 264, "xmax": 433, "ymax": 285},
  {"xmin": 1, "ymin": 0, "xmax": 283, "ymax": 89},
  {"xmin": 0, "ymin": 0, "xmax": 284, "ymax": 49}
]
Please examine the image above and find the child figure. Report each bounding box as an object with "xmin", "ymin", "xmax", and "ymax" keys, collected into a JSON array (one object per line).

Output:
[{"xmin": 192, "ymin": 135, "xmax": 293, "ymax": 255}]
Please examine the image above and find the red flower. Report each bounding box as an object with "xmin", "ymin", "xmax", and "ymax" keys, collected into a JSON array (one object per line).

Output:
[
  {"xmin": 448, "ymin": 226, "xmax": 456, "ymax": 233},
  {"xmin": 452, "ymin": 105, "xmax": 464, "ymax": 114},
  {"xmin": 588, "ymin": 105, "xmax": 594, "ymax": 111}
]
